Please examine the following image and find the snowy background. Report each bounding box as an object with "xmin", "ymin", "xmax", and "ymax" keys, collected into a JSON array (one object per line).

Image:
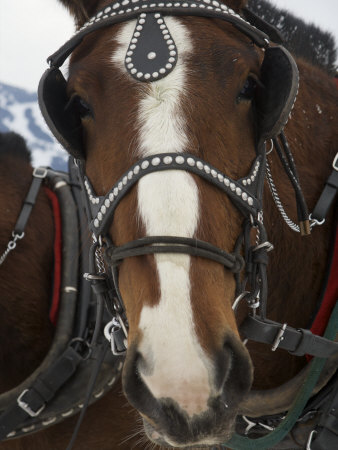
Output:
[{"xmin": 0, "ymin": 0, "xmax": 337, "ymax": 170}]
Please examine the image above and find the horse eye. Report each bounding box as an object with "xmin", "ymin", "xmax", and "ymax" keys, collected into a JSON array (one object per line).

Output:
[
  {"xmin": 238, "ymin": 77, "xmax": 257, "ymax": 101},
  {"xmin": 66, "ymin": 95, "xmax": 93, "ymax": 119}
]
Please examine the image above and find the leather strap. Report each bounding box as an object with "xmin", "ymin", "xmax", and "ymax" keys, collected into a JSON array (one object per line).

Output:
[
  {"xmin": 311, "ymin": 373, "xmax": 338, "ymax": 449},
  {"xmin": 105, "ymin": 235, "xmax": 244, "ymax": 273},
  {"xmin": 240, "ymin": 315, "xmax": 338, "ymax": 357},
  {"xmin": 0, "ymin": 347, "xmax": 83, "ymax": 440},
  {"xmin": 312, "ymin": 153, "xmax": 338, "ymax": 222},
  {"xmin": 14, "ymin": 167, "xmax": 48, "ymax": 235}
]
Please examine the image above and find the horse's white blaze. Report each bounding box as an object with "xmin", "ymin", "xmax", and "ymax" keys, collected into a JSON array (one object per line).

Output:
[{"xmin": 113, "ymin": 19, "xmax": 213, "ymax": 416}]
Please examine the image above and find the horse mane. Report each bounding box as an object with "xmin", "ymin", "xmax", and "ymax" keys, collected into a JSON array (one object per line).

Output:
[
  {"xmin": 0, "ymin": 132, "xmax": 31, "ymax": 163},
  {"xmin": 247, "ymin": 0, "xmax": 337, "ymax": 75}
]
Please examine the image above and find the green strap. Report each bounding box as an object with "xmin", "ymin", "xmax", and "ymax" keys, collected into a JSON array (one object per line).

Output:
[{"xmin": 224, "ymin": 301, "xmax": 338, "ymax": 450}]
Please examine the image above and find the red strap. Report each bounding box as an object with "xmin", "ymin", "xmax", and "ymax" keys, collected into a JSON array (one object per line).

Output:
[
  {"xmin": 310, "ymin": 226, "xmax": 338, "ymax": 337},
  {"xmin": 44, "ymin": 187, "xmax": 62, "ymax": 326}
]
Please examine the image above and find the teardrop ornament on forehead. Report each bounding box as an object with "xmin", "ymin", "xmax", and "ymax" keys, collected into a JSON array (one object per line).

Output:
[{"xmin": 125, "ymin": 13, "xmax": 178, "ymax": 82}]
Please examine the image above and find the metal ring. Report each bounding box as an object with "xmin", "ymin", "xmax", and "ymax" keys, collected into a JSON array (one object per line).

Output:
[
  {"xmin": 253, "ymin": 241, "xmax": 274, "ymax": 252},
  {"xmin": 69, "ymin": 338, "xmax": 92, "ymax": 360},
  {"xmin": 306, "ymin": 430, "xmax": 317, "ymax": 450},
  {"xmin": 309, "ymin": 213, "xmax": 325, "ymax": 228},
  {"xmin": 265, "ymin": 139, "xmax": 274, "ymax": 155},
  {"xmin": 232, "ymin": 291, "xmax": 250, "ymax": 311}
]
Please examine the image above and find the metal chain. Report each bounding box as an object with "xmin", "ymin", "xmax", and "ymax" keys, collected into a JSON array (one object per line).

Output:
[
  {"xmin": 92, "ymin": 234, "xmax": 106, "ymax": 274},
  {"xmin": 266, "ymin": 158, "xmax": 301, "ymax": 233},
  {"xmin": 266, "ymin": 155, "xmax": 324, "ymax": 232},
  {"xmin": 0, "ymin": 232, "xmax": 25, "ymax": 266}
]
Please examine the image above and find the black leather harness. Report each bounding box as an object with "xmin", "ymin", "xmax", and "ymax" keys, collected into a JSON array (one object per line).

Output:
[{"xmin": 0, "ymin": 162, "xmax": 123, "ymax": 441}]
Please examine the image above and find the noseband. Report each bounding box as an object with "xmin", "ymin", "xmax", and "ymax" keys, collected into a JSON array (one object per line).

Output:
[{"xmin": 38, "ymin": 0, "xmax": 337, "ymax": 359}]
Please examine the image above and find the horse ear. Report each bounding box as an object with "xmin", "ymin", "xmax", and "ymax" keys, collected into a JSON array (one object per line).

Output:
[
  {"xmin": 58, "ymin": 0, "xmax": 102, "ymax": 28},
  {"xmin": 220, "ymin": 0, "xmax": 248, "ymax": 13}
]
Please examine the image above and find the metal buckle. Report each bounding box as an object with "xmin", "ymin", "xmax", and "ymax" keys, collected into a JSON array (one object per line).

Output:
[
  {"xmin": 33, "ymin": 167, "xmax": 48, "ymax": 179},
  {"xmin": 271, "ymin": 323, "xmax": 287, "ymax": 351},
  {"xmin": 332, "ymin": 152, "xmax": 338, "ymax": 171},
  {"xmin": 104, "ymin": 314, "xmax": 128, "ymax": 356},
  {"xmin": 17, "ymin": 389, "xmax": 45, "ymax": 417}
]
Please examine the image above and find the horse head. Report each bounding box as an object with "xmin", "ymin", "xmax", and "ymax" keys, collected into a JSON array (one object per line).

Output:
[{"xmin": 40, "ymin": 0, "xmax": 298, "ymax": 446}]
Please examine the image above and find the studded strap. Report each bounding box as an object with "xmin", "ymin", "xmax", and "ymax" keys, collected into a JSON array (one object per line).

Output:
[
  {"xmin": 83, "ymin": 152, "xmax": 264, "ymax": 237},
  {"xmin": 47, "ymin": 0, "xmax": 270, "ymax": 68}
]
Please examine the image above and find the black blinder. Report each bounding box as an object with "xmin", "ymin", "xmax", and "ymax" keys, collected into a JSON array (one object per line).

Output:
[
  {"xmin": 256, "ymin": 45, "xmax": 299, "ymax": 141},
  {"xmin": 38, "ymin": 67, "xmax": 84, "ymax": 159}
]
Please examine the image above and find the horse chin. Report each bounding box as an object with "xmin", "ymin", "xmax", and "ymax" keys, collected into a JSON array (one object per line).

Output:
[{"xmin": 141, "ymin": 411, "xmax": 236, "ymax": 449}]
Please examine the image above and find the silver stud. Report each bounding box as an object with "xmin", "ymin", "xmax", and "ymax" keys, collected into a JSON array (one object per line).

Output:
[
  {"xmin": 131, "ymin": 68, "xmax": 137, "ymax": 74},
  {"xmin": 105, "ymin": 198, "xmax": 111, "ymax": 207},
  {"xmin": 197, "ymin": 161, "xmax": 203, "ymax": 170},
  {"xmin": 144, "ymin": 73, "xmax": 151, "ymax": 79},
  {"xmin": 136, "ymin": 72, "xmax": 143, "ymax": 78},
  {"xmin": 101, "ymin": 205, "xmax": 107, "ymax": 214},
  {"xmin": 187, "ymin": 157, "xmax": 195, "ymax": 166},
  {"xmin": 128, "ymin": 171, "xmax": 133, "ymax": 179},
  {"xmin": 224, "ymin": 178, "xmax": 230, "ymax": 186},
  {"xmin": 242, "ymin": 192, "xmax": 248, "ymax": 201},
  {"xmin": 236, "ymin": 187, "xmax": 242, "ymax": 196},
  {"xmin": 114, "ymin": 187, "xmax": 119, "ymax": 196},
  {"xmin": 218, "ymin": 174, "xmax": 224, "ymax": 182},
  {"xmin": 230, "ymin": 183, "xmax": 236, "ymax": 191},
  {"xmin": 242, "ymin": 180, "xmax": 247, "ymax": 185},
  {"xmin": 247, "ymin": 179, "xmax": 251, "ymax": 185},
  {"xmin": 159, "ymin": 68, "xmax": 166, "ymax": 74},
  {"xmin": 109, "ymin": 193, "xmax": 114, "ymax": 202},
  {"xmin": 211, "ymin": 169, "xmax": 217, "ymax": 178},
  {"xmin": 248, "ymin": 197, "xmax": 254, "ymax": 206},
  {"xmin": 204, "ymin": 165, "xmax": 211, "ymax": 174},
  {"xmin": 123, "ymin": 176, "xmax": 128, "ymax": 185},
  {"xmin": 118, "ymin": 182, "xmax": 123, "ymax": 190},
  {"xmin": 141, "ymin": 160, "xmax": 150, "ymax": 169},
  {"xmin": 152, "ymin": 157, "xmax": 161, "ymax": 166},
  {"xmin": 97, "ymin": 212, "xmax": 103, "ymax": 221},
  {"xmin": 134, "ymin": 165, "xmax": 140, "ymax": 174},
  {"xmin": 176, "ymin": 156, "xmax": 184, "ymax": 164},
  {"xmin": 147, "ymin": 52, "xmax": 157, "ymax": 60},
  {"xmin": 251, "ymin": 175, "xmax": 255, "ymax": 182},
  {"xmin": 163, "ymin": 156, "xmax": 173, "ymax": 164},
  {"xmin": 152, "ymin": 72, "xmax": 159, "ymax": 78}
]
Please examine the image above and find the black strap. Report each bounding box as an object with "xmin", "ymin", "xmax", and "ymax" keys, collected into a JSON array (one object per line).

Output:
[
  {"xmin": 0, "ymin": 347, "xmax": 83, "ymax": 440},
  {"xmin": 311, "ymin": 372, "xmax": 338, "ymax": 449},
  {"xmin": 240, "ymin": 315, "xmax": 338, "ymax": 357},
  {"xmin": 312, "ymin": 153, "xmax": 338, "ymax": 222},
  {"xmin": 14, "ymin": 167, "xmax": 48, "ymax": 235},
  {"xmin": 105, "ymin": 235, "xmax": 244, "ymax": 273}
]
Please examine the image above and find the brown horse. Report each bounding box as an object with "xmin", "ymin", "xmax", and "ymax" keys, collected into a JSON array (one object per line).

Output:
[{"xmin": 1, "ymin": 0, "xmax": 338, "ymax": 448}]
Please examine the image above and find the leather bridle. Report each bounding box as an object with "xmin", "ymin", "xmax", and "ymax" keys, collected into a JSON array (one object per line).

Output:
[{"xmin": 37, "ymin": 0, "xmax": 338, "ymax": 359}]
